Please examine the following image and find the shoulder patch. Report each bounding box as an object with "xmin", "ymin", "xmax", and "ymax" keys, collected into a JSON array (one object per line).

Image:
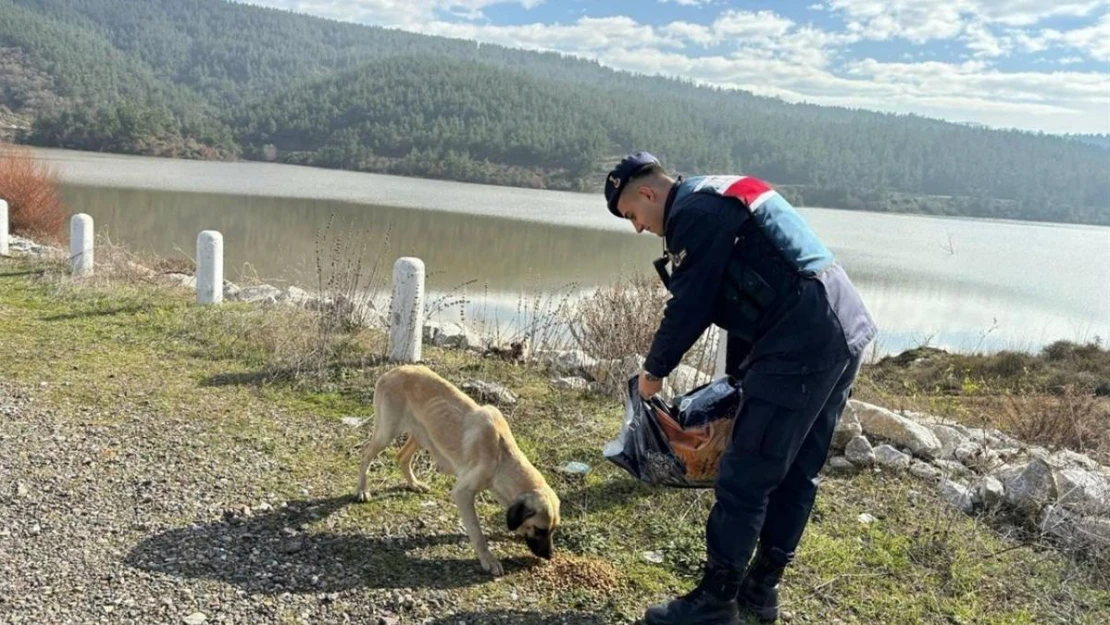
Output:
[{"xmin": 668, "ymin": 248, "xmax": 687, "ymax": 267}]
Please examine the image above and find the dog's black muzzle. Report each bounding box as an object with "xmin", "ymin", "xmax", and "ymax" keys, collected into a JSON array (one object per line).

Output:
[{"xmin": 526, "ymin": 531, "xmax": 553, "ymax": 559}]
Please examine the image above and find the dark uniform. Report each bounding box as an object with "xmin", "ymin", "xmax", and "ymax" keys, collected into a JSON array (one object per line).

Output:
[{"xmin": 606, "ymin": 156, "xmax": 877, "ymax": 624}]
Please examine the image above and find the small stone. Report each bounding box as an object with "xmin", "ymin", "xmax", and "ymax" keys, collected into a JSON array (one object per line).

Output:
[
  {"xmin": 858, "ymin": 513, "xmax": 876, "ymax": 524},
  {"xmin": 642, "ymin": 550, "xmax": 664, "ymax": 564},
  {"xmin": 825, "ymin": 456, "xmax": 858, "ymax": 475},
  {"xmin": 183, "ymin": 612, "xmax": 208, "ymax": 625},
  {"xmin": 560, "ymin": 461, "xmax": 591, "ymax": 475},
  {"xmin": 845, "ymin": 436, "xmax": 875, "ymax": 467}
]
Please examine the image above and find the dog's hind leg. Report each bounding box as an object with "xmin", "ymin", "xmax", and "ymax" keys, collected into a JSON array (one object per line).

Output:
[
  {"xmin": 452, "ymin": 475, "xmax": 503, "ymax": 577},
  {"xmin": 396, "ymin": 437, "xmax": 429, "ymax": 493}
]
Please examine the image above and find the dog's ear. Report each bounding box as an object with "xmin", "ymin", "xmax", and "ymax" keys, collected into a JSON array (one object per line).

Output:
[{"xmin": 506, "ymin": 497, "xmax": 536, "ymax": 531}]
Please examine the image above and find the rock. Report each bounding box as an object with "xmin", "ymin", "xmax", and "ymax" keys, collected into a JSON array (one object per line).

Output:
[
  {"xmin": 927, "ymin": 424, "xmax": 971, "ymax": 460},
  {"xmin": 531, "ymin": 349, "xmax": 600, "ymax": 378},
  {"xmin": 965, "ymin": 427, "xmax": 1021, "ymax": 450},
  {"xmin": 163, "ymin": 273, "xmax": 196, "ymax": 289},
  {"xmin": 932, "ymin": 459, "xmax": 974, "ymax": 478},
  {"xmin": 1048, "ymin": 449, "xmax": 1102, "ymax": 472},
  {"xmin": 850, "ymin": 400, "xmax": 942, "ymax": 460},
  {"xmin": 909, "ymin": 460, "xmax": 943, "ymax": 482},
  {"xmin": 460, "ymin": 380, "xmax": 517, "ymax": 406},
  {"xmin": 824, "ymin": 456, "xmax": 858, "ymax": 475},
  {"xmin": 940, "ymin": 480, "xmax": 975, "ymax": 514},
  {"xmin": 183, "ymin": 613, "xmax": 207, "ymax": 625},
  {"xmin": 858, "ymin": 513, "xmax": 876, "ymax": 524},
  {"xmin": 873, "ymin": 445, "xmax": 911, "ymax": 470},
  {"xmin": 551, "ymin": 377, "xmax": 589, "ymax": 392},
  {"xmin": 831, "ymin": 409, "xmax": 863, "ymax": 452},
  {"xmin": 642, "ymin": 551, "xmax": 664, "ymax": 564},
  {"xmin": 560, "ymin": 462, "xmax": 591, "ymax": 475},
  {"xmin": 953, "ymin": 443, "xmax": 1001, "ymax": 473},
  {"xmin": 423, "ymin": 321, "xmax": 482, "ymax": 350},
  {"xmin": 1054, "ymin": 468, "xmax": 1110, "ymax": 515},
  {"xmin": 236, "ymin": 284, "xmax": 282, "ymax": 304},
  {"xmin": 974, "ymin": 476, "xmax": 1005, "ymax": 510},
  {"xmin": 282, "ymin": 285, "xmax": 312, "ymax": 305},
  {"xmin": 845, "ymin": 436, "xmax": 875, "ymax": 467},
  {"xmin": 1040, "ymin": 503, "xmax": 1077, "ymax": 541},
  {"xmin": 1001, "ymin": 458, "xmax": 1058, "ymax": 516}
]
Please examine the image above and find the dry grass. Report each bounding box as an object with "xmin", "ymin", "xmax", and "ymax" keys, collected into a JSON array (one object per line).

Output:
[
  {"xmin": 997, "ymin": 386, "xmax": 1110, "ymax": 462},
  {"xmin": 0, "ymin": 142, "xmax": 67, "ymax": 243},
  {"xmin": 562, "ymin": 271, "xmax": 720, "ymax": 396}
]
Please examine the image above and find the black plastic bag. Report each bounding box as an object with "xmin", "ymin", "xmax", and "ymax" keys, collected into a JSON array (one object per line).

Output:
[{"xmin": 603, "ymin": 374, "xmax": 743, "ymax": 488}]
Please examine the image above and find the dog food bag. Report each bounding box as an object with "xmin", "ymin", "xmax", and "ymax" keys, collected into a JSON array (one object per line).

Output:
[{"xmin": 602, "ymin": 374, "xmax": 742, "ymax": 488}]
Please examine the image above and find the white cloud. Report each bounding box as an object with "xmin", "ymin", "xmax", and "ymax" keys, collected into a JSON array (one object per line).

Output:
[
  {"xmin": 237, "ymin": 1, "xmax": 1110, "ymax": 133},
  {"xmin": 822, "ymin": 0, "xmax": 1109, "ymax": 41}
]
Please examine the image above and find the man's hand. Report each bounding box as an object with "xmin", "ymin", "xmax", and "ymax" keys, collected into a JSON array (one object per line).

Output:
[{"xmin": 638, "ymin": 371, "xmax": 663, "ymax": 399}]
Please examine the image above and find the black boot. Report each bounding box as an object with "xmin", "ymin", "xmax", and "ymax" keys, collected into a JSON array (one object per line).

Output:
[
  {"xmin": 643, "ymin": 562, "xmax": 742, "ymax": 625},
  {"xmin": 737, "ymin": 546, "xmax": 793, "ymax": 623}
]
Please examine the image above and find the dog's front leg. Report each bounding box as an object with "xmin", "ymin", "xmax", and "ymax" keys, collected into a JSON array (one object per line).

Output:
[{"xmin": 452, "ymin": 483, "xmax": 503, "ymax": 576}]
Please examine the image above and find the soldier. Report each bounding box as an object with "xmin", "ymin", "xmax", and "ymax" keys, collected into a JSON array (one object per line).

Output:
[{"xmin": 603, "ymin": 152, "xmax": 877, "ymax": 624}]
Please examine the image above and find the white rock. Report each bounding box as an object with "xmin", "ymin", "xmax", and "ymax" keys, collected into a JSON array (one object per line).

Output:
[
  {"xmin": 858, "ymin": 513, "xmax": 876, "ymax": 524},
  {"xmin": 1054, "ymin": 468, "xmax": 1110, "ymax": 515},
  {"xmin": 1049, "ymin": 449, "xmax": 1102, "ymax": 472},
  {"xmin": 183, "ymin": 613, "xmax": 207, "ymax": 625},
  {"xmin": 953, "ymin": 443, "xmax": 1001, "ymax": 473},
  {"xmin": 551, "ymin": 377, "xmax": 589, "ymax": 392},
  {"xmin": 850, "ymin": 400, "xmax": 942, "ymax": 460},
  {"xmin": 940, "ymin": 480, "xmax": 976, "ymax": 514},
  {"xmin": 423, "ymin": 321, "xmax": 482, "ymax": 350},
  {"xmin": 845, "ymin": 436, "xmax": 875, "ymax": 467},
  {"xmin": 909, "ymin": 460, "xmax": 943, "ymax": 482},
  {"xmin": 933, "ymin": 459, "xmax": 974, "ymax": 478},
  {"xmin": 974, "ymin": 476, "xmax": 1006, "ymax": 510},
  {"xmin": 927, "ymin": 424, "xmax": 971, "ymax": 460},
  {"xmin": 832, "ymin": 409, "xmax": 863, "ymax": 451},
  {"xmin": 873, "ymin": 444, "xmax": 911, "ymax": 470},
  {"xmin": 1002, "ymin": 458, "xmax": 1058, "ymax": 515},
  {"xmin": 460, "ymin": 380, "xmax": 517, "ymax": 405},
  {"xmin": 237, "ymin": 284, "xmax": 283, "ymax": 303}
]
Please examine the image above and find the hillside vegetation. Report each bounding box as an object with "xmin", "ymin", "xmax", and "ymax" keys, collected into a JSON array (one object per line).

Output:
[{"xmin": 1, "ymin": 0, "xmax": 1108, "ymax": 224}]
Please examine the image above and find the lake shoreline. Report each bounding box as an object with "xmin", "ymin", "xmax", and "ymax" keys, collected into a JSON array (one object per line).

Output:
[{"xmin": 30, "ymin": 146, "xmax": 1110, "ymax": 233}]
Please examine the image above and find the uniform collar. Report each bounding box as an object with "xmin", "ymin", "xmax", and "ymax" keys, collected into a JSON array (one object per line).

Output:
[{"xmin": 662, "ymin": 175, "xmax": 684, "ymax": 237}]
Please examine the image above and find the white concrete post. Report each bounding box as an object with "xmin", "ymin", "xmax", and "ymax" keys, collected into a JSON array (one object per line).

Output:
[
  {"xmin": 388, "ymin": 257, "xmax": 425, "ymax": 363},
  {"xmin": 714, "ymin": 327, "xmax": 729, "ymax": 378},
  {"xmin": 70, "ymin": 213, "xmax": 94, "ymax": 276},
  {"xmin": 0, "ymin": 199, "xmax": 9, "ymax": 257},
  {"xmin": 196, "ymin": 230, "xmax": 224, "ymax": 305}
]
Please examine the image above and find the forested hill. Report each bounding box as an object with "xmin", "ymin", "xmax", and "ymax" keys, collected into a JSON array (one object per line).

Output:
[{"xmin": 2, "ymin": 0, "xmax": 1108, "ymax": 225}]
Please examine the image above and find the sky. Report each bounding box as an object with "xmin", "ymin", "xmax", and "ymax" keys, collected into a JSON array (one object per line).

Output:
[{"xmin": 238, "ymin": 1, "xmax": 1110, "ymax": 134}]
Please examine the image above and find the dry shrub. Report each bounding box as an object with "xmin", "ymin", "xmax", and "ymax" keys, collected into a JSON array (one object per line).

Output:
[
  {"xmin": 565, "ymin": 271, "xmax": 720, "ymax": 396},
  {"xmin": 566, "ymin": 272, "xmax": 669, "ymax": 362},
  {"xmin": 0, "ymin": 143, "xmax": 66, "ymax": 243},
  {"xmin": 998, "ymin": 386, "xmax": 1109, "ymax": 463}
]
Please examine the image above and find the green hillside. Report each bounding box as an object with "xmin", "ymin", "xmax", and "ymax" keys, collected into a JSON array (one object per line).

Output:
[{"xmin": 2, "ymin": 0, "xmax": 1108, "ymax": 225}]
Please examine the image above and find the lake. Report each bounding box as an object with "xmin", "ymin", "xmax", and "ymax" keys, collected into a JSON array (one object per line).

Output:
[{"xmin": 30, "ymin": 147, "xmax": 1110, "ymax": 357}]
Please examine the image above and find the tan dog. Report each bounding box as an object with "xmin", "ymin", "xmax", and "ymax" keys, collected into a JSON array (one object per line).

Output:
[{"xmin": 356, "ymin": 364, "xmax": 560, "ymax": 576}]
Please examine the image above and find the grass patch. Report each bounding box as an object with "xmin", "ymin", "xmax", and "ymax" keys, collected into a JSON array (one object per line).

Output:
[{"xmin": 2, "ymin": 253, "xmax": 1109, "ymax": 623}]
